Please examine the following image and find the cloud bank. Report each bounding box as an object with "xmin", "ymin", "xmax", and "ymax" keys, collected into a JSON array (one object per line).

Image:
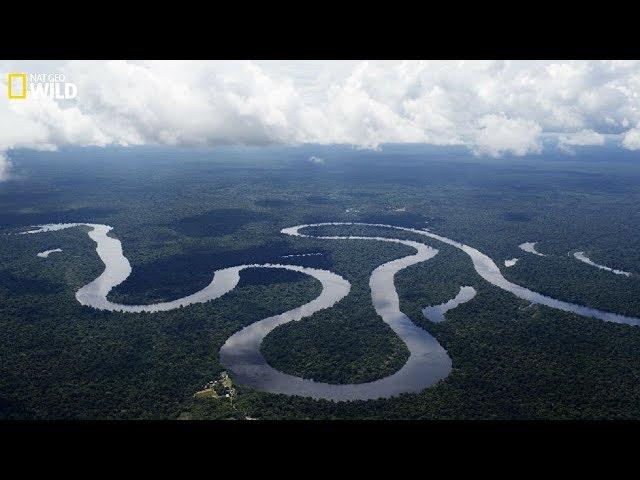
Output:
[
  {"xmin": 472, "ymin": 114, "xmax": 542, "ymax": 157},
  {"xmin": 2, "ymin": 60, "xmax": 640, "ymax": 179},
  {"xmin": 557, "ymin": 129, "xmax": 606, "ymax": 154},
  {"xmin": 623, "ymin": 126, "xmax": 640, "ymax": 150}
]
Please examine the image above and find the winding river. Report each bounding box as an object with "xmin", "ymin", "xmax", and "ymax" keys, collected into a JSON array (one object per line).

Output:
[
  {"xmin": 220, "ymin": 236, "xmax": 450, "ymax": 400},
  {"xmin": 37, "ymin": 248, "xmax": 62, "ymax": 258},
  {"xmin": 21, "ymin": 220, "xmax": 640, "ymax": 402},
  {"xmin": 573, "ymin": 251, "xmax": 632, "ymax": 277},
  {"xmin": 286, "ymin": 222, "xmax": 640, "ymax": 326},
  {"xmin": 422, "ymin": 286, "xmax": 477, "ymax": 323}
]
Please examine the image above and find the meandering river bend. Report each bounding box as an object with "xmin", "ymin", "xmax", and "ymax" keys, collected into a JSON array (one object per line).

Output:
[{"xmin": 22, "ymin": 220, "xmax": 640, "ymax": 401}]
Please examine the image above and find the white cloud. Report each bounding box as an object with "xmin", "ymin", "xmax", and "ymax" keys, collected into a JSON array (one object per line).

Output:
[
  {"xmin": 2, "ymin": 59, "xmax": 640, "ymax": 180},
  {"xmin": 471, "ymin": 114, "xmax": 542, "ymax": 157},
  {"xmin": 622, "ymin": 126, "xmax": 640, "ymax": 150},
  {"xmin": 0, "ymin": 75, "xmax": 109, "ymax": 151},
  {"xmin": 557, "ymin": 129, "xmax": 605, "ymax": 154},
  {"xmin": 559, "ymin": 129, "xmax": 605, "ymax": 146},
  {"xmin": 308, "ymin": 156, "xmax": 325, "ymax": 165}
]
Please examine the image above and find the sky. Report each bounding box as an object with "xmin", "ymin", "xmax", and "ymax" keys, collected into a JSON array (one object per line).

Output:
[{"xmin": 1, "ymin": 60, "xmax": 639, "ymax": 180}]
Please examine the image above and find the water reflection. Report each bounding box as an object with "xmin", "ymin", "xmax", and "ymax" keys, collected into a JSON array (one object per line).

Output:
[
  {"xmin": 221, "ymin": 237, "xmax": 451, "ymax": 400},
  {"xmin": 573, "ymin": 251, "xmax": 631, "ymax": 277},
  {"xmin": 423, "ymin": 286, "xmax": 477, "ymax": 323},
  {"xmin": 288, "ymin": 223, "xmax": 640, "ymax": 326},
  {"xmin": 25, "ymin": 223, "xmax": 453, "ymax": 401},
  {"xmin": 25, "ymin": 220, "xmax": 640, "ymax": 403}
]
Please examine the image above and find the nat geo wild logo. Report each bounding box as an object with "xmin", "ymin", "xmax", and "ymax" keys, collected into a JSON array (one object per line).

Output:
[{"xmin": 7, "ymin": 73, "xmax": 77, "ymax": 100}]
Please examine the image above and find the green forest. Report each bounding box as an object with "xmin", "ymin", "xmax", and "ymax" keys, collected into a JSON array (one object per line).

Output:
[{"xmin": 2, "ymin": 144, "xmax": 640, "ymax": 419}]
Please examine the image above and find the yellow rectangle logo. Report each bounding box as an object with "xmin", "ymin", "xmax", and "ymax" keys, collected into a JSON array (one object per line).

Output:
[{"xmin": 7, "ymin": 73, "xmax": 27, "ymax": 99}]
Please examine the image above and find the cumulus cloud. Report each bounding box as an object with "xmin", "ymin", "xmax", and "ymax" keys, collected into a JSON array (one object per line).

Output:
[
  {"xmin": 557, "ymin": 129, "xmax": 605, "ymax": 154},
  {"xmin": 0, "ymin": 74, "xmax": 110, "ymax": 180},
  {"xmin": 2, "ymin": 59, "xmax": 640, "ymax": 180},
  {"xmin": 472, "ymin": 114, "xmax": 542, "ymax": 157},
  {"xmin": 622, "ymin": 126, "xmax": 640, "ymax": 150},
  {"xmin": 559, "ymin": 129, "xmax": 605, "ymax": 146}
]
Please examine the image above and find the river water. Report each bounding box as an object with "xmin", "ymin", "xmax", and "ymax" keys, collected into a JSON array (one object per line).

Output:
[
  {"xmin": 423, "ymin": 286, "xmax": 477, "ymax": 323},
  {"xmin": 519, "ymin": 242, "xmax": 545, "ymax": 256},
  {"xmin": 286, "ymin": 223, "xmax": 640, "ymax": 326},
  {"xmin": 573, "ymin": 251, "xmax": 631, "ymax": 277},
  {"xmin": 23, "ymin": 220, "xmax": 640, "ymax": 402},
  {"xmin": 24, "ymin": 223, "xmax": 452, "ymax": 400},
  {"xmin": 220, "ymin": 236, "xmax": 451, "ymax": 400},
  {"xmin": 37, "ymin": 248, "xmax": 63, "ymax": 258}
]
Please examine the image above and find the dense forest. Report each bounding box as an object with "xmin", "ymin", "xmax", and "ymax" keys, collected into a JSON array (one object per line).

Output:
[{"xmin": 1, "ymin": 144, "xmax": 640, "ymax": 419}]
